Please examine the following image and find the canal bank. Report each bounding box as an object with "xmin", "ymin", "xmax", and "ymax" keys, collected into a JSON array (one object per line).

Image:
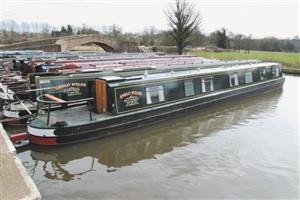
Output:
[
  {"xmin": 0, "ymin": 123, "xmax": 41, "ymax": 200},
  {"xmin": 190, "ymin": 50, "xmax": 300, "ymax": 75}
]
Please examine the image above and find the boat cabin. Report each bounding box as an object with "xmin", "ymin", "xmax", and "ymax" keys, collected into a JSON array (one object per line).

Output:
[{"xmin": 92, "ymin": 62, "xmax": 282, "ymax": 115}]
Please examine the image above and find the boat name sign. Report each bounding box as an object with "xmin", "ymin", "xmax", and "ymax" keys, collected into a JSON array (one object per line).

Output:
[
  {"xmin": 120, "ymin": 91, "xmax": 143, "ymax": 107},
  {"xmin": 52, "ymin": 82, "xmax": 87, "ymax": 91}
]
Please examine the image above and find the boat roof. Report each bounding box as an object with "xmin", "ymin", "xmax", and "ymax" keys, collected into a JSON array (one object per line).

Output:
[
  {"xmin": 34, "ymin": 60, "xmax": 261, "ymax": 82},
  {"xmin": 105, "ymin": 62, "xmax": 281, "ymax": 87}
]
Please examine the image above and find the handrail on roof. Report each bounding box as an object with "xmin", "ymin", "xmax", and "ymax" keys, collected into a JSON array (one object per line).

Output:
[
  {"xmin": 36, "ymin": 94, "xmax": 94, "ymax": 105},
  {"xmin": 36, "ymin": 94, "xmax": 94, "ymax": 125}
]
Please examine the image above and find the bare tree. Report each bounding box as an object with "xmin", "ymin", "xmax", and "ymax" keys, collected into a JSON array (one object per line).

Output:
[
  {"xmin": 30, "ymin": 22, "xmax": 41, "ymax": 39},
  {"xmin": 41, "ymin": 23, "xmax": 51, "ymax": 38},
  {"xmin": 165, "ymin": 0, "xmax": 201, "ymax": 54},
  {"xmin": 4, "ymin": 20, "xmax": 18, "ymax": 42},
  {"xmin": 20, "ymin": 22, "xmax": 30, "ymax": 33},
  {"xmin": 109, "ymin": 24, "xmax": 122, "ymax": 39},
  {"xmin": 233, "ymin": 34, "xmax": 244, "ymax": 52},
  {"xmin": 140, "ymin": 26, "xmax": 157, "ymax": 46},
  {"xmin": 242, "ymin": 35, "xmax": 252, "ymax": 53}
]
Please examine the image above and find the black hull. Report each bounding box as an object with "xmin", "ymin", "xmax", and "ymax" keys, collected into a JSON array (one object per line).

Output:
[{"xmin": 29, "ymin": 77, "xmax": 284, "ymax": 145}]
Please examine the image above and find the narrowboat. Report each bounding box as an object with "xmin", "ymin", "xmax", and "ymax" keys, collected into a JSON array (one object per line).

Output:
[{"xmin": 25, "ymin": 61, "xmax": 284, "ymax": 145}]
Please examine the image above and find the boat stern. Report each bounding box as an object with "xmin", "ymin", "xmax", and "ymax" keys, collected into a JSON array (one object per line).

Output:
[{"xmin": 27, "ymin": 119, "xmax": 58, "ymax": 145}]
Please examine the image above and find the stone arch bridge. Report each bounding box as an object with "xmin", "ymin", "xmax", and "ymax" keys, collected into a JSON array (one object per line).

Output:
[{"xmin": 0, "ymin": 35, "xmax": 141, "ymax": 52}]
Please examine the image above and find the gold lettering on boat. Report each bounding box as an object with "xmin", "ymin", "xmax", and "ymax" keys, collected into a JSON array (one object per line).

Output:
[
  {"xmin": 119, "ymin": 91, "xmax": 143, "ymax": 107},
  {"xmin": 52, "ymin": 82, "xmax": 87, "ymax": 91}
]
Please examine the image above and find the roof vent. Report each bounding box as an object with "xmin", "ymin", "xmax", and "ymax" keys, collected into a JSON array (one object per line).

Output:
[
  {"xmin": 144, "ymin": 70, "xmax": 148, "ymax": 77},
  {"xmin": 113, "ymin": 68, "xmax": 123, "ymax": 72}
]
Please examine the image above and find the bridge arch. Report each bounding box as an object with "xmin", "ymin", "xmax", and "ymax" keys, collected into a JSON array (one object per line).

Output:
[
  {"xmin": 80, "ymin": 42, "xmax": 116, "ymax": 52},
  {"xmin": 0, "ymin": 35, "xmax": 140, "ymax": 53},
  {"xmin": 56, "ymin": 35, "xmax": 119, "ymax": 52}
]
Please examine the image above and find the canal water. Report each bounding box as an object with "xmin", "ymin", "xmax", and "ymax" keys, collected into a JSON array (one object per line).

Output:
[{"xmin": 17, "ymin": 75, "xmax": 299, "ymax": 199}]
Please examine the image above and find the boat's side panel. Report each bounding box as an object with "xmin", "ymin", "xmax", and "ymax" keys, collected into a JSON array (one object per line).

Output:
[{"xmin": 112, "ymin": 66, "xmax": 282, "ymax": 115}]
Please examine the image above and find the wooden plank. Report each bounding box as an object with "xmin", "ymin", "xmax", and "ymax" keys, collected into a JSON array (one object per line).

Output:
[
  {"xmin": 45, "ymin": 94, "xmax": 66, "ymax": 103},
  {"xmin": 95, "ymin": 79, "xmax": 102, "ymax": 113},
  {"xmin": 100, "ymin": 80, "xmax": 107, "ymax": 112},
  {"xmin": 95, "ymin": 79, "xmax": 107, "ymax": 113}
]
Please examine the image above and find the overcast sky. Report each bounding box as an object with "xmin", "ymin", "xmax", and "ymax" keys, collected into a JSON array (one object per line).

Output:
[{"xmin": 1, "ymin": 0, "xmax": 299, "ymax": 39}]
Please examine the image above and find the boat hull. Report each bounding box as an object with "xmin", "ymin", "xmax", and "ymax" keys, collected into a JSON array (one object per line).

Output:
[{"xmin": 28, "ymin": 77, "xmax": 285, "ymax": 146}]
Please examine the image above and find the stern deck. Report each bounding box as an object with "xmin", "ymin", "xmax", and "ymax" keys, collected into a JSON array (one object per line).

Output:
[{"xmin": 37, "ymin": 105, "xmax": 113, "ymax": 127}]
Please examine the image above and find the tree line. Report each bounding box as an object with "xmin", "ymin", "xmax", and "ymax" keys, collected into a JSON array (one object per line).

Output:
[{"xmin": 0, "ymin": 18, "xmax": 299, "ymax": 53}]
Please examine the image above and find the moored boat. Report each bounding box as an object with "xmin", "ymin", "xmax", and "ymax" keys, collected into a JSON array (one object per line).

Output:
[
  {"xmin": 26, "ymin": 61, "xmax": 284, "ymax": 145},
  {"xmin": 1, "ymin": 52, "xmax": 258, "ymax": 127}
]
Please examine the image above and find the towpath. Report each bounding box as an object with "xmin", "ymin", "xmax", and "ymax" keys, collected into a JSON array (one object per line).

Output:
[{"xmin": 0, "ymin": 123, "xmax": 41, "ymax": 200}]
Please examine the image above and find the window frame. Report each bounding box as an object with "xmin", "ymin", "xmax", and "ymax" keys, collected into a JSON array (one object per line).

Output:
[
  {"xmin": 275, "ymin": 67, "xmax": 280, "ymax": 77},
  {"xmin": 184, "ymin": 79, "xmax": 195, "ymax": 97},
  {"xmin": 245, "ymin": 71, "xmax": 253, "ymax": 84},
  {"xmin": 146, "ymin": 85, "xmax": 165, "ymax": 105},
  {"xmin": 229, "ymin": 73, "xmax": 239, "ymax": 87},
  {"xmin": 260, "ymin": 68, "xmax": 267, "ymax": 80},
  {"xmin": 201, "ymin": 77, "xmax": 214, "ymax": 93}
]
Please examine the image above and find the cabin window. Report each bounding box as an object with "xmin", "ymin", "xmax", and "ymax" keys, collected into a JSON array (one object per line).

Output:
[
  {"xmin": 214, "ymin": 75, "xmax": 230, "ymax": 90},
  {"xmin": 278, "ymin": 66, "xmax": 282, "ymax": 76},
  {"xmin": 165, "ymin": 81, "xmax": 185, "ymax": 101},
  {"xmin": 271, "ymin": 66, "xmax": 280, "ymax": 77},
  {"xmin": 184, "ymin": 80, "xmax": 195, "ymax": 96},
  {"xmin": 275, "ymin": 67, "xmax": 280, "ymax": 77},
  {"xmin": 266, "ymin": 67, "xmax": 272, "ymax": 79},
  {"xmin": 252, "ymin": 69, "xmax": 261, "ymax": 82},
  {"xmin": 260, "ymin": 68, "xmax": 266, "ymax": 80},
  {"xmin": 245, "ymin": 71, "xmax": 253, "ymax": 84},
  {"xmin": 238, "ymin": 71, "xmax": 246, "ymax": 85},
  {"xmin": 201, "ymin": 77, "xmax": 214, "ymax": 93},
  {"xmin": 146, "ymin": 85, "xmax": 165, "ymax": 104},
  {"xmin": 229, "ymin": 73, "xmax": 239, "ymax": 87}
]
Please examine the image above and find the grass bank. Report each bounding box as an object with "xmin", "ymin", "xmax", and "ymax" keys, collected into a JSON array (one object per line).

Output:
[{"xmin": 190, "ymin": 50, "xmax": 300, "ymax": 74}]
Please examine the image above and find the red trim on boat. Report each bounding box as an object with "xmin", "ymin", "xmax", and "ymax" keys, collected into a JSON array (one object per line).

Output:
[
  {"xmin": 10, "ymin": 132, "xmax": 29, "ymax": 142},
  {"xmin": 29, "ymin": 135, "xmax": 58, "ymax": 145}
]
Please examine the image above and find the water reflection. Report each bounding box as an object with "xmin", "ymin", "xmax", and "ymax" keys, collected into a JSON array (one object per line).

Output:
[{"xmin": 22, "ymin": 88, "xmax": 283, "ymax": 181}]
